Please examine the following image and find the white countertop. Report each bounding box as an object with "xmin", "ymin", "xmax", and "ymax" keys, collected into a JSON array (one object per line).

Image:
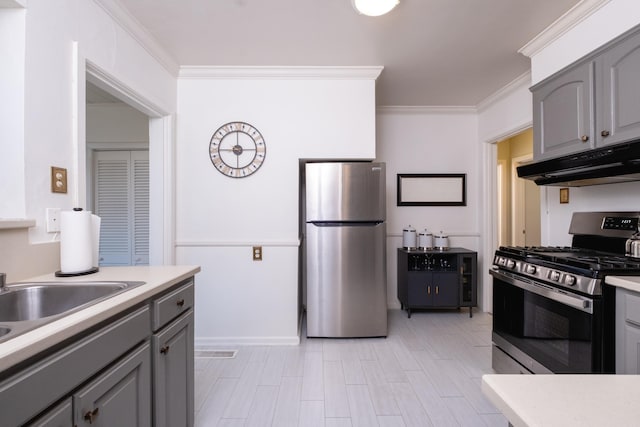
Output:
[
  {"xmin": 606, "ymin": 275, "xmax": 640, "ymax": 293},
  {"xmin": 0, "ymin": 265, "xmax": 200, "ymax": 372},
  {"xmin": 482, "ymin": 374, "xmax": 640, "ymax": 427}
]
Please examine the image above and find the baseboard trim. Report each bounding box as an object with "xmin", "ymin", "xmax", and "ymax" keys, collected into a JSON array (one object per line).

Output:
[{"xmin": 195, "ymin": 335, "xmax": 300, "ymax": 348}]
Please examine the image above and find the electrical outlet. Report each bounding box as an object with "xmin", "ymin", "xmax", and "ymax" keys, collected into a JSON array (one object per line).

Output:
[
  {"xmin": 51, "ymin": 166, "xmax": 67, "ymax": 193},
  {"xmin": 46, "ymin": 208, "xmax": 61, "ymax": 233},
  {"xmin": 253, "ymin": 246, "xmax": 262, "ymax": 261}
]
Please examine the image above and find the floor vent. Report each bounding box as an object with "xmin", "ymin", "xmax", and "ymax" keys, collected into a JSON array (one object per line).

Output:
[{"xmin": 195, "ymin": 350, "xmax": 238, "ymax": 359}]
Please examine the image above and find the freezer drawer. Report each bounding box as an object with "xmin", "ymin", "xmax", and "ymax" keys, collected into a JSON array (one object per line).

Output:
[
  {"xmin": 306, "ymin": 222, "xmax": 387, "ymax": 337},
  {"xmin": 305, "ymin": 162, "xmax": 386, "ymax": 222}
]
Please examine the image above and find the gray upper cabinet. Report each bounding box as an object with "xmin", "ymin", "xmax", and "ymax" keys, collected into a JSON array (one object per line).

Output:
[
  {"xmin": 533, "ymin": 61, "xmax": 594, "ymax": 160},
  {"xmin": 533, "ymin": 25, "xmax": 640, "ymax": 161},
  {"xmin": 598, "ymin": 30, "xmax": 640, "ymax": 147}
]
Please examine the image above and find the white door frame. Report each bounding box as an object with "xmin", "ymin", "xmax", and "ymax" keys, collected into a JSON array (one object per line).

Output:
[
  {"xmin": 78, "ymin": 60, "xmax": 176, "ymax": 265},
  {"xmin": 480, "ymin": 124, "xmax": 533, "ymax": 313},
  {"xmin": 511, "ymin": 154, "xmax": 532, "ymax": 246}
]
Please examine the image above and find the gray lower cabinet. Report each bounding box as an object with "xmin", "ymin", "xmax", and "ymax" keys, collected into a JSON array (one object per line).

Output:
[
  {"xmin": 28, "ymin": 399, "xmax": 73, "ymax": 427},
  {"xmin": 532, "ymin": 24, "xmax": 640, "ymax": 161},
  {"xmin": 74, "ymin": 342, "xmax": 151, "ymax": 427},
  {"xmin": 152, "ymin": 310, "xmax": 194, "ymax": 427},
  {"xmin": 0, "ymin": 277, "xmax": 196, "ymax": 427},
  {"xmin": 616, "ymin": 287, "xmax": 640, "ymax": 374},
  {"xmin": 151, "ymin": 279, "xmax": 195, "ymax": 427}
]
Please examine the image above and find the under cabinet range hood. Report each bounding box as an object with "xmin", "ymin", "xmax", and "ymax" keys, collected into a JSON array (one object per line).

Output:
[{"xmin": 517, "ymin": 141, "xmax": 640, "ymax": 187}]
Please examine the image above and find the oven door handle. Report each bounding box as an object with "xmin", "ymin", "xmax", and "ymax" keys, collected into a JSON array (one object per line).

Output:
[{"xmin": 490, "ymin": 269, "xmax": 594, "ymax": 314}]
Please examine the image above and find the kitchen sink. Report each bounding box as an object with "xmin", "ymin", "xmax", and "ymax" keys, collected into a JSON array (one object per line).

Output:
[{"xmin": 0, "ymin": 281, "xmax": 145, "ymax": 343}]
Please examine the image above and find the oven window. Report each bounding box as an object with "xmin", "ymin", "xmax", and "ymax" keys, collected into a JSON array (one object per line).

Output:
[{"xmin": 493, "ymin": 278, "xmax": 598, "ymax": 373}]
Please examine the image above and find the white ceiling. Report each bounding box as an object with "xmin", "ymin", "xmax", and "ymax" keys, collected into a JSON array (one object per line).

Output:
[{"xmin": 115, "ymin": 0, "xmax": 582, "ymax": 106}]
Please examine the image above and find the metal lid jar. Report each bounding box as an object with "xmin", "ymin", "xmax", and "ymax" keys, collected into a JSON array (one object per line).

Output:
[
  {"xmin": 418, "ymin": 229, "xmax": 433, "ymax": 250},
  {"xmin": 403, "ymin": 225, "xmax": 417, "ymax": 249},
  {"xmin": 434, "ymin": 231, "xmax": 449, "ymax": 251}
]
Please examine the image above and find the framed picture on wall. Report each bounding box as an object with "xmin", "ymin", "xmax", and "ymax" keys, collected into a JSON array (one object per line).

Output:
[{"xmin": 397, "ymin": 173, "xmax": 466, "ymax": 206}]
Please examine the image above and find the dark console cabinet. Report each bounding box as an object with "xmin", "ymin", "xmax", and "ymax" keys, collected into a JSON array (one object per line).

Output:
[{"xmin": 397, "ymin": 248, "xmax": 477, "ymax": 318}]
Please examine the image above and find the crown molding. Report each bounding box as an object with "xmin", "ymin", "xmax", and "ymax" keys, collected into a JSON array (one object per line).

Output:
[
  {"xmin": 518, "ymin": 0, "xmax": 612, "ymax": 58},
  {"xmin": 476, "ymin": 71, "xmax": 531, "ymax": 112},
  {"xmin": 179, "ymin": 66, "xmax": 384, "ymax": 80},
  {"xmin": 376, "ymin": 105, "xmax": 476, "ymax": 115},
  {"xmin": 92, "ymin": 0, "xmax": 179, "ymax": 76}
]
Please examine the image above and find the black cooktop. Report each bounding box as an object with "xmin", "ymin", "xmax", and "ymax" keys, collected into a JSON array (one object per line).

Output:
[{"xmin": 496, "ymin": 245, "xmax": 640, "ymax": 276}]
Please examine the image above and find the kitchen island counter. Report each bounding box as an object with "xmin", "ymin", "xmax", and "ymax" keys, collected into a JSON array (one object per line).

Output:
[
  {"xmin": 482, "ymin": 374, "xmax": 640, "ymax": 427},
  {"xmin": 0, "ymin": 265, "xmax": 200, "ymax": 372}
]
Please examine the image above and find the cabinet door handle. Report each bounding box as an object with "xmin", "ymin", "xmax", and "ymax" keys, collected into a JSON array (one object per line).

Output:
[
  {"xmin": 601, "ymin": 130, "xmax": 610, "ymax": 137},
  {"xmin": 84, "ymin": 408, "xmax": 99, "ymax": 424},
  {"xmin": 160, "ymin": 345, "xmax": 171, "ymax": 354},
  {"xmin": 435, "ymin": 286, "xmax": 439, "ymax": 295},
  {"xmin": 176, "ymin": 298, "xmax": 185, "ymax": 307},
  {"xmin": 427, "ymin": 285, "xmax": 431, "ymax": 295},
  {"xmin": 580, "ymin": 135, "xmax": 589, "ymax": 142}
]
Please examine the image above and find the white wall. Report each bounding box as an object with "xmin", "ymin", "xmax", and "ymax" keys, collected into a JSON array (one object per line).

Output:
[
  {"xmin": 376, "ymin": 108, "xmax": 481, "ymax": 309},
  {"xmin": 0, "ymin": 7, "xmax": 26, "ymax": 219},
  {"xmin": 175, "ymin": 68, "xmax": 378, "ymax": 345},
  {"xmin": 18, "ymin": 0, "xmax": 175, "ymax": 247}
]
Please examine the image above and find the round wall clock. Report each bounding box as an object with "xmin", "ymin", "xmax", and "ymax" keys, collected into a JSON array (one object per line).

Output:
[{"xmin": 209, "ymin": 121, "xmax": 266, "ymax": 178}]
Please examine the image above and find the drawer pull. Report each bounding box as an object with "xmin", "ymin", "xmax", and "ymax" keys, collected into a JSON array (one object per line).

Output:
[
  {"xmin": 176, "ymin": 298, "xmax": 185, "ymax": 307},
  {"xmin": 601, "ymin": 130, "xmax": 610, "ymax": 137},
  {"xmin": 581, "ymin": 135, "xmax": 589, "ymax": 142},
  {"xmin": 84, "ymin": 408, "xmax": 99, "ymax": 424},
  {"xmin": 160, "ymin": 345, "xmax": 171, "ymax": 354}
]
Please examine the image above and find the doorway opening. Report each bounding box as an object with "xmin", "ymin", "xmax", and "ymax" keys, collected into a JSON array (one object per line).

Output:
[
  {"xmin": 496, "ymin": 128, "xmax": 541, "ymax": 247},
  {"xmin": 86, "ymin": 81, "xmax": 150, "ymax": 266}
]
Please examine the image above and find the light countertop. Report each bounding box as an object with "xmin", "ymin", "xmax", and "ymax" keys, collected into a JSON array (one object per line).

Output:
[
  {"xmin": 606, "ymin": 275, "xmax": 640, "ymax": 293},
  {"xmin": 0, "ymin": 265, "xmax": 200, "ymax": 372},
  {"xmin": 482, "ymin": 374, "xmax": 640, "ymax": 427}
]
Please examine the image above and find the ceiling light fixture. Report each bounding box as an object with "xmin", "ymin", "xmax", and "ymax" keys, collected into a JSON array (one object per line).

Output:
[{"xmin": 351, "ymin": 0, "xmax": 399, "ymax": 17}]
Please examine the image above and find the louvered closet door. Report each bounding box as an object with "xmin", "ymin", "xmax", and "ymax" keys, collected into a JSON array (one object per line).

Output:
[{"xmin": 94, "ymin": 150, "xmax": 149, "ymax": 266}]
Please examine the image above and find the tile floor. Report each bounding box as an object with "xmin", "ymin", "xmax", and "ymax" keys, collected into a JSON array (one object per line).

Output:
[{"xmin": 194, "ymin": 309, "xmax": 507, "ymax": 426}]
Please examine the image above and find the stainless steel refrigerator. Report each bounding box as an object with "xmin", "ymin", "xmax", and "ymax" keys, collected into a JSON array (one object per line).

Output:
[{"xmin": 304, "ymin": 162, "xmax": 387, "ymax": 338}]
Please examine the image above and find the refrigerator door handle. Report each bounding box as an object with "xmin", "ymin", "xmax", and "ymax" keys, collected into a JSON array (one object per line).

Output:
[{"xmin": 309, "ymin": 221, "xmax": 384, "ymax": 227}]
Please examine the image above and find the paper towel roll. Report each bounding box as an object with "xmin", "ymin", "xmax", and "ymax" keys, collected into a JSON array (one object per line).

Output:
[
  {"xmin": 91, "ymin": 214, "xmax": 101, "ymax": 268},
  {"xmin": 60, "ymin": 209, "xmax": 94, "ymax": 274}
]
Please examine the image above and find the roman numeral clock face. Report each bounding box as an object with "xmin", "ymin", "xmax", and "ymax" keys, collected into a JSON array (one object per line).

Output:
[{"xmin": 209, "ymin": 121, "xmax": 266, "ymax": 178}]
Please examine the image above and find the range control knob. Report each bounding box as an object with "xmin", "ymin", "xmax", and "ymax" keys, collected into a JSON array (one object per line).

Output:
[
  {"xmin": 525, "ymin": 264, "xmax": 537, "ymax": 275},
  {"xmin": 506, "ymin": 259, "xmax": 516, "ymax": 269},
  {"xmin": 565, "ymin": 275, "xmax": 577, "ymax": 286},
  {"xmin": 549, "ymin": 270, "xmax": 561, "ymax": 282}
]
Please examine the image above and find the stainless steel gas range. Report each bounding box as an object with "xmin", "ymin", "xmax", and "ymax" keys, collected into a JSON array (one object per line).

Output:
[{"xmin": 490, "ymin": 211, "xmax": 640, "ymax": 374}]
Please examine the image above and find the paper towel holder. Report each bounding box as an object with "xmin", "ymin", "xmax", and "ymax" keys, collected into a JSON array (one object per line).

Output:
[{"xmin": 55, "ymin": 266, "xmax": 99, "ymax": 277}]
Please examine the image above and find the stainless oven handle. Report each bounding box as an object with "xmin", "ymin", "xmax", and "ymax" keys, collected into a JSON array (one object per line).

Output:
[{"xmin": 490, "ymin": 269, "xmax": 594, "ymax": 314}]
